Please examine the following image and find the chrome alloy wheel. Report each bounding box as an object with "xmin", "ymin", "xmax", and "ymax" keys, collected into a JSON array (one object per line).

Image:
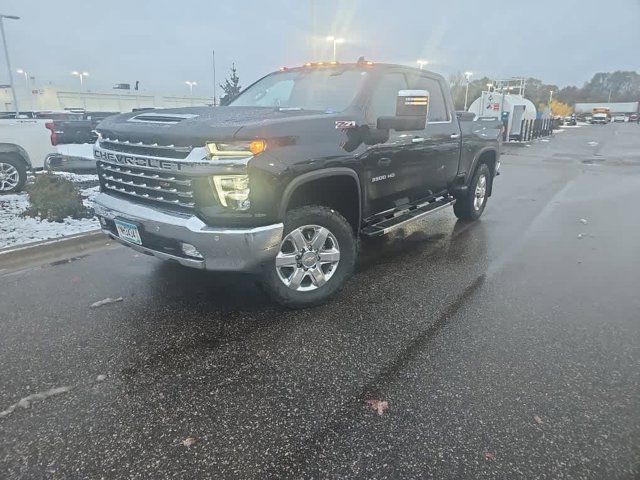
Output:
[
  {"xmin": 275, "ymin": 225, "xmax": 341, "ymax": 291},
  {"xmin": 474, "ymin": 173, "xmax": 487, "ymax": 211},
  {"xmin": 0, "ymin": 162, "xmax": 20, "ymax": 192}
]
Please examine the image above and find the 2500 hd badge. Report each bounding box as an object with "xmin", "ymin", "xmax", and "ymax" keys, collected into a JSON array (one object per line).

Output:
[{"xmin": 371, "ymin": 172, "xmax": 396, "ymax": 183}]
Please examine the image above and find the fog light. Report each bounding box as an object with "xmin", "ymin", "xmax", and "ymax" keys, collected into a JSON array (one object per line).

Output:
[{"xmin": 181, "ymin": 242, "xmax": 203, "ymax": 259}]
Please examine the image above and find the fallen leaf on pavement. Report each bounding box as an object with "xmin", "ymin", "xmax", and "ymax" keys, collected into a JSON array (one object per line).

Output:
[
  {"xmin": 485, "ymin": 452, "xmax": 495, "ymax": 461},
  {"xmin": 90, "ymin": 297, "xmax": 123, "ymax": 309},
  {"xmin": 533, "ymin": 415, "xmax": 543, "ymax": 424},
  {"xmin": 365, "ymin": 399, "xmax": 389, "ymax": 415},
  {"xmin": 182, "ymin": 437, "xmax": 197, "ymax": 447}
]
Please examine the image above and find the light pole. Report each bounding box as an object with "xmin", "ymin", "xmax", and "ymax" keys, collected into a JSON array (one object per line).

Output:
[
  {"xmin": 463, "ymin": 71, "xmax": 473, "ymax": 111},
  {"xmin": 416, "ymin": 59, "xmax": 428, "ymax": 70},
  {"xmin": 17, "ymin": 69, "xmax": 32, "ymax": 111},
  {"xmin": 0, "ymin": 14, "xmax": 20, "ymax": 116},
  {"xmin": 185, "ymin": 81, "xmax": 197, "ymax": 105},
  {"xmin": 16, "ymin": 68, "xmax": 28, "ymax": 89},
  {"xmin": 326, "ymin": 36, "xmax": 344, "ymax": 61},
  {"xmin": 185, "ymin": 81, "xmax": 197, "ymax": 96},
  {"xmin": 71, "ymin": 71, "xmax": 89, "ymax": 88},
  {"xmin": 549, "ymin": 90, "xmax": 554, "ymax": 113},
  {"xmin": 212, "ymin": 50, "xmax": 217, "ymax": 106}
]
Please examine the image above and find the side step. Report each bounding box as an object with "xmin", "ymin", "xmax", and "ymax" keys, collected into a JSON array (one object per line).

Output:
[{"xmin": 361, "ymin": 197, "xmax": 456, "ymax": 237}]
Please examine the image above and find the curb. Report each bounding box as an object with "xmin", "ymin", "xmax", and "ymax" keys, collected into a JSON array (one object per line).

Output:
[{"xmin": 0, "ymin": 230, "xmax": 111, "ymax": 271}]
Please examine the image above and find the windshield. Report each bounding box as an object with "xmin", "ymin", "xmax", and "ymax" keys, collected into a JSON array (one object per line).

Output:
[{"xmin": 230, "ymin": 68, "xmax": 367, "ymax": 111}]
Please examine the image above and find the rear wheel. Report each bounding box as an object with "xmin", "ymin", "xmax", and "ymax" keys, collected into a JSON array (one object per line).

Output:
[
  {"xmin": 453, "ymin": 163, "xmax": 491, "ymax": 221},
  {"xmin": 0, "ymin": 157, "xmax": 27, "ymax": 194},
  {"xmin": 262, "ymin": 205, "xmax": 356, "ymax": 308}
]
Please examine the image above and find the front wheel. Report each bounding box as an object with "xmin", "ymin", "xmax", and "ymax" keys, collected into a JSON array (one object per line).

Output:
[
  {"xmin": 262, "ymin": 205, "xmax": 356, "ymax": 308},
  {"xmin": 453, "ymin": 163, "xmax": 491, "ymax": 221},
  {"xmin": 0, "ymin": 157, "xmax": 27, "ymax": 194}
]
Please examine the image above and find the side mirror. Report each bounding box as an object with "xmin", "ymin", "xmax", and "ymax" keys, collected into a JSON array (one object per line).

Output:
[{"xmin": 377, "ymin": 89, "xmax": 429, "ymax": 131}]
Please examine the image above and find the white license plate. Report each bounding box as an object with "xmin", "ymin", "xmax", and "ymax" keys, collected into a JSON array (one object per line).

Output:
[{"xmin": 114, "ymin": 219, "xmax": 142, "ymax": 245}]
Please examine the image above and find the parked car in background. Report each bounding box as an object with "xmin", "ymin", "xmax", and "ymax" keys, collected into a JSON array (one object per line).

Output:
[
  {"xmin": 564, "ymin": 115, "xmax": 577, "ymax": 126},
  {"xmin": 85, "ymin": 111, "xmax": 120, "ymax": 130},
  {"xmin": 629, "ymin": 113, "xmax": 639, "ymax": 123},
  {"xmin": 591, "ymin": 113, "xmax": 609, "ymax": 124},
  {"xmin": 34, "ymin": 111, "xmax": 96, "ymax": 144},
  {"xmin": 613, "ymin": 114, "xmax": 626, "ymax": 123},
  {"xmin": 0, "ymin": 118, "xmax": 57, "ymax": 193}
]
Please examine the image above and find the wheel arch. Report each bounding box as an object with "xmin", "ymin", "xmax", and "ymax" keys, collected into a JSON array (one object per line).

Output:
[
  {"xmin": 469, "ymin": 147, "xmax": 498, "ymax": 195},
  {"xmin": 0, "ymin": 143, "xmax": 32, "ymax": 169},
  {"xmin": 279, "ymin": 168, "xmax": 362, "ymax": 234}
]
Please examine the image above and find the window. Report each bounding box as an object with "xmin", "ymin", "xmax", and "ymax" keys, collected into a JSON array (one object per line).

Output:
[
  {"xmin": 367, "ymin": 72, "xmax": 408, "ymax": 122},
  {"xmin": 408, "ymin": 74, "xmax": 450, "ymax": 122},
  {"xmin": 231, "ymin": 68, "xmax": 367, "ymax": 112}
]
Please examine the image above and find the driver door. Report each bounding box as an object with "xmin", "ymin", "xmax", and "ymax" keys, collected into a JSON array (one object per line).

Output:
[{"xmin": 360, "ymin": 72, "xmax": 439, "ymax": 217}]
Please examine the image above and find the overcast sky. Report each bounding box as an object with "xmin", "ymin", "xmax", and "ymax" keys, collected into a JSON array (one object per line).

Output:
[{"xmin": 2, "ymin": 0, "xmax": 639, "ymax": 96}]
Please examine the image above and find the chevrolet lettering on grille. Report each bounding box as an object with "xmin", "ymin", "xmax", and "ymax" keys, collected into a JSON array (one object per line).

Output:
[{"xmin": 94, "ymin": 149, "xmax": 182, "ymax": 171}]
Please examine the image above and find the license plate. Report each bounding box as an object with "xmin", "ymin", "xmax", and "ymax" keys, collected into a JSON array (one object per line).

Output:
[{"xmin": 114, "ymin": 219, "xmax": 142, "ymax": 245}]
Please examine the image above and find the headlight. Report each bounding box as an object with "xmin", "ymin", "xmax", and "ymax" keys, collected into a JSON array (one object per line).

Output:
[
  {"xmin": 206, "ymin": 140, "xmax": 266, "ymax": 158},
  {"xmin": 211, "ymin": 175, "xmax": 250, "ymax": 210}
]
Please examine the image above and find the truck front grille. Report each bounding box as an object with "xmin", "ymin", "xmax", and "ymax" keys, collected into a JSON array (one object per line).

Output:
[
  {"xmin": 99, "ymin": 139, "xmax": 192, "ymax": 159},
  {"xmin": 97, "ymin": 161, "xmax": 195, "ymax": 209}
]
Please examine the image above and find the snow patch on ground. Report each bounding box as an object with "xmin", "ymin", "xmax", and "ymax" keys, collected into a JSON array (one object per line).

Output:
[
  {"xmin": 52, "ymin": 171, "xmax": 99, "ymax": 183},
  {"xmin": 0, "ymin": 173, "xmax": 100, "ymax": 249},
  {"xmin": 57, "ymin": 143, "xmax": 94, "ymax": 158}
]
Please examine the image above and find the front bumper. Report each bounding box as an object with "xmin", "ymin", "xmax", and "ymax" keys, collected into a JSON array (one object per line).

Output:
[
  {"xmin": 45, "ymin": 153, "xmax": 97, "ymax": 173},
  {"xmin": 93, "ymin": 193, "xmax": 283, "ymax": 272}
]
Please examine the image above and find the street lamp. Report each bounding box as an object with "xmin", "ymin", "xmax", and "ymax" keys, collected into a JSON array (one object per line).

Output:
[
  {"xmin": 0, "ymin": 13, "xmax": 21, "ymax": 116},
  {"xmin": 185, "ymin": 81, "xmax": 197, "ymax": 95},
  {"xmin": 71, "ymin": 71, "xmax": 89, "ymax": 88},
  {"xmin": 326, "ymin": 36, "xmax": 345, "ymax": 61},
  {"xmin": 416, "ymin": 59, "xmax": 428, "ymax": 70},
  {"xmin": 463, "ymin": 71, "xmax": 473, "ymax": 111},
  {"xmin": 16, "ymin": 68, "xmax": 28, "ymax": 89}
]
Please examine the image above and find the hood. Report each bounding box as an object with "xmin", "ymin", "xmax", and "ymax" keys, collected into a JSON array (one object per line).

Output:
[{"xmin": 96, "ymin": 106, "xmax": 328, "ymax": 147}]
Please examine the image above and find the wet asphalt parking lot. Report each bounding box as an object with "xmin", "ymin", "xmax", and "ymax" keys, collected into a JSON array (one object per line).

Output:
[{"xmin": 1, "ymin": 122, "xmax": 639, "ymax": 479}]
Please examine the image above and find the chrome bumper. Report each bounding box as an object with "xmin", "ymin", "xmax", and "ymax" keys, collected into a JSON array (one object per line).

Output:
[{"xmin": 93, "ymin": 193, "xmax": 283, "ymax": 272}]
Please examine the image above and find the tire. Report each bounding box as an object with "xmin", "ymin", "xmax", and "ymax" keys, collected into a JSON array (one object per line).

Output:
[
  {"xmin": 262, "ymin": 205, "xmax": 357, "ymax": 308},
  {"xmin": 454, "ymin": 163, "xmax": 491, "ymax": 221},
  {"xmin": 0, "ymin": 156, "xmax": 28, "ymax": 194}
]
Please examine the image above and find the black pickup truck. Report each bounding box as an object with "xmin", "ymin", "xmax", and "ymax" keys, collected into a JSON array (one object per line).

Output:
[{"xmin": 93, "ymin": 61, "xmax": 501, "ymax": 307}]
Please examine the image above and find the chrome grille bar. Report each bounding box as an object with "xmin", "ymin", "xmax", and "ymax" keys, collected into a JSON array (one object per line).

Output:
[
  {"xmin": 103, "ymin": 182, "xmax": 195, "ymax": 208},
  {"xmin": 98, "ymin": 162, "xmax": 192, "ymax": 186},
  {"xmin": 100, "ymin": 174, "xmax": 194, "ymax": 198}
]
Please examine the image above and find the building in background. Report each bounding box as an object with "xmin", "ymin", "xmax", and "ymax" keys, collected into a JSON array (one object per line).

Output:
[{"xmin": 0, "ymin": 84, "xmax": 212, "ymax": 113}]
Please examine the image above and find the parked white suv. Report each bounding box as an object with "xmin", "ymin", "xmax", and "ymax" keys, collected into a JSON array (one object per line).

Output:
[{"xmin": 0, "ymin": 118, "xmax": 57, "ymax": 193}]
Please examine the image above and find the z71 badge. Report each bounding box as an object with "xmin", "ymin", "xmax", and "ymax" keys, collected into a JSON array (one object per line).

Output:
[{"xmin": 335, "ymin": 120, "xmax": 357, "ymax": 129}]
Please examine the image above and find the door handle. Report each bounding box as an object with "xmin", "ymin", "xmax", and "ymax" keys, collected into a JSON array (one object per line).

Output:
[
  {"xmin": 378, "ymin": 157, "xmax": 392, "ymax": 167},
  {"xmin": 450, "ymin": 133, "xmax": 461, "ymax": 139},
  {"xmin": 411, "ymin": 137, "xmax": 425, "ymax": 143}
]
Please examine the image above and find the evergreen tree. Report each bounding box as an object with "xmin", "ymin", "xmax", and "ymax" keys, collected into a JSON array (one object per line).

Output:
[{"xmin": 219, "ymin": 63, "xmax": 242, "ymax": 105}]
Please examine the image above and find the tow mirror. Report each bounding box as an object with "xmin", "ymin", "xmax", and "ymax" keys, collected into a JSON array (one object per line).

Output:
[{"xmin": 377, "ymin": 89, "xmax": 429, "ymax": 131}]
